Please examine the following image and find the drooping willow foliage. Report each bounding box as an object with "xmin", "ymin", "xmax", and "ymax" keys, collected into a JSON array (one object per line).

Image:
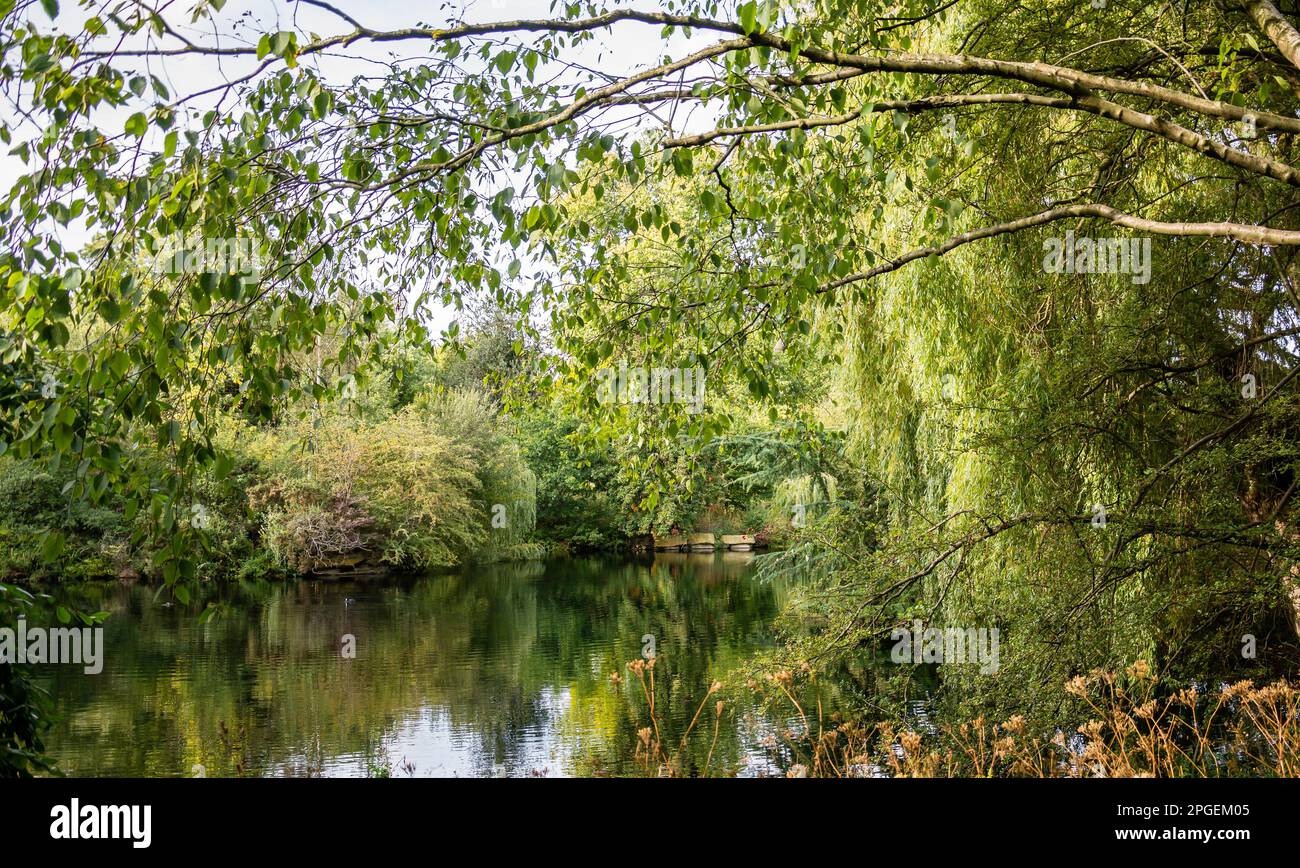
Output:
[{"xmin": 796, "ymin": 3, "xmax": 1300, "ymax": 716}]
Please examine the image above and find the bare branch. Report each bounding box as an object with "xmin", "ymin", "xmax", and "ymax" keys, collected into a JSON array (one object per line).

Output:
[
  {"xmin": 662, "ymin": 92, "xmax": 1300, "ymax": 187},
  {"xmin": 1242, "ymin": 0, "xmax": 1300, "ymax": 71},
  {"xmin": 821, "ymin": 203, "xmax": 1300, "ymax": 295},
  {"xmin": 78, "ymin": 9, "xmax": 1300, "ymax": 135}
]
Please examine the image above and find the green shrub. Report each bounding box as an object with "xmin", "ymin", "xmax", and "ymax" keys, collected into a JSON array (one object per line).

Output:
[
  {"xmin": 415, "ymin": 389, "xmax": 538, "ymax": 561},
  {"xmin": 0, "ymin": 460, "xmax": 64, "ymax": 524},
  {"xmin": 250, "ymin": 407, "xmax": 492, "ymax": 572},
  {"xmin": 235, "ymin": 547, "xmax": 293, "ymax": 582},
  {"xmin": 513, "ymin": 401, "xmax": 624, "ymax": 549},
  {"xmin": 0, "ymin": 458, "xmax": 133, "ymax": 582}
]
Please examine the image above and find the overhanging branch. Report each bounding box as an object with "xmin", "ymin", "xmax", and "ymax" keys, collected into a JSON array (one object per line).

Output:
[
  {"xmin": 820, "ymin": 203, "xmax": 1300, "ymax": 295},
  {"xmin": 1242, "ymin": 0, "xmax": 1300, "ymax": 71}
]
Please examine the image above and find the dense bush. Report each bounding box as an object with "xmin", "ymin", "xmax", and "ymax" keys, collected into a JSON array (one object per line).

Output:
[
  {"xmin": 244, "ymin": 389, "xmax": 538, "ymax": 574},
  {"xmin": 514, "ymin": 401, "xmax": 625, "ymax": 549},
  {"xmin": 0, "ymin": 461, "xmax": 64, "ymax": 523},
  {"xmin": 0, "ymin": 458, "xmax": 133, "ymax": 582},
  {"xmin": 250, "ymin": 413, "xmax": 478, "ymax": 571},
  {"xmin": 414, "ymin": 388, "xmax": 537, "ymax": 559}
]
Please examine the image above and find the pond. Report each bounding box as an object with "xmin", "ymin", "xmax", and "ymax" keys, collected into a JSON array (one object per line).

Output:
[{"xmin": 37, "ymin": 552, "xmax": 819, "ymax": 777}]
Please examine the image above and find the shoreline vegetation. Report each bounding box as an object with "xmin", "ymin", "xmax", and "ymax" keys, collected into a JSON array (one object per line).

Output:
[
  {"xmin": 622, "ymin": 657, "xmax": 1300, "ymax": 778},
  {"xmin": 0, "ymin": 313, "xmax": 802, "ymax": 588}
]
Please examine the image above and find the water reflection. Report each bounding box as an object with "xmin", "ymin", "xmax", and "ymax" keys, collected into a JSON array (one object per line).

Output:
[{"xmin": 39, "ymin": 553, "xmax": 801, "ymax": 777}]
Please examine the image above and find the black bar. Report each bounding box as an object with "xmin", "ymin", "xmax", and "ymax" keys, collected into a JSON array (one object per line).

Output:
[{"xmin": 3, "ymin": 778, "xmax": 1285, "ymax": 856}]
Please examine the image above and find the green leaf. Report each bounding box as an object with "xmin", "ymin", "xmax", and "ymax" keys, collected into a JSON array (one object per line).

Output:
[
  {"xmin": 41, "ymin": 530, "xmax": 65, "ymax": 563},
  {"xmin": 124, "ymin": 112, "xmax": 148, "ymax": 137}
]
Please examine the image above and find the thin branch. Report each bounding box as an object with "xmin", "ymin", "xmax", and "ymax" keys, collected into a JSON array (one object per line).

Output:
[{"xmin": 820, "ymin": 203, "xmax": 1300, "ymax": 296}]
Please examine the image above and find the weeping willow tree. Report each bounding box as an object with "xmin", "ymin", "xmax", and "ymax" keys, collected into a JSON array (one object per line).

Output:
[
  {"xmin": 793, "ymin": 2, "xmax": 1300, "ymax": 714},
  {"xmin": 414, "ymin": 388, "xmax": 539, "ymax": 561},
  {"xmin": 6, "ymin": 0, "xmax": 1300, "ymax": 762}
]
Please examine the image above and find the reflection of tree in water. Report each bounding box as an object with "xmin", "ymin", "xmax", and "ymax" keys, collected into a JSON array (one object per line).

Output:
[{"xmin": 39, "ymin": 554, "xmax": 802, "ymax": 776}]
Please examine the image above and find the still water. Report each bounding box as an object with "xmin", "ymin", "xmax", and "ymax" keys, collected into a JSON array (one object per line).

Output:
[{"xmin": 39, "ymin": 552, "xmax": 813, "ymax": 777}]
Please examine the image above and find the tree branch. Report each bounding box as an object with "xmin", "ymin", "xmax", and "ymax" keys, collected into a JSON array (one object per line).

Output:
[
  {"xmin": 821, "ymin": 203, "xmax": 1300, "ymax": 295},
  {"xmin": 77, "ymin": 9, "xmax": 1300, "ymax": 135},
  {"xmin": 662, "ymin": 92, "xmax": 1300, "ymax": 187},
  {"xmin": 1242, "ymin": 0, "xmax": 1300, "ymax": 71}
]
